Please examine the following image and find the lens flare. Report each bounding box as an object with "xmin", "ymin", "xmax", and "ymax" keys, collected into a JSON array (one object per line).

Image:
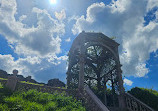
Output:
[{"xmin": 49, "ymin": 0, "xmax": 57, "ymax": 4}]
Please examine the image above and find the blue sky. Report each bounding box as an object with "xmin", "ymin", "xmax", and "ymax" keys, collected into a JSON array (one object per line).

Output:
[{"xmin": 0, "ymin": 0, "xmax": 158, "ymax": 91}]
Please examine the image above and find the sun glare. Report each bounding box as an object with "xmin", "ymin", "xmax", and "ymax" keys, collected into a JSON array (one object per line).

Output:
[{"xmin": 49, "ymin": 0, "xmax": 57, "ymax": 4}]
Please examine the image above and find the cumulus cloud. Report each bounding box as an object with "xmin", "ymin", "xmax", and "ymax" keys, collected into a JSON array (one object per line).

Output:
[
  {"xmin": 123, "ymin": 78, "xmax": 133, "ymax": 86},
  {"xmin": 0, "ymin": 0, "xmax": 65, "ymax": 57},
  {"xmin": 0, "ymin": 54, "xmax": 67, "ymax": 82},
  {"xmin": 0, "ymin": 54, "xmax": 22, "ymax": 74},
  {"xmin": 0, "ymin": 54, "xmax": 39, "ymax": 77},
  {"xmin": 19, "ymin": 15, "xmax": 27, "ymax": 22},
  {"xmin": 72, "ymin": 0, "xmax": 158, "ymax": 77},
  {"xmin": 0, "ymin": 0, "xmax": 67, "ymax": 82},
  {"xmin": 55, "ymin": 9, "xmax": 66, "ymax": 21},
  {"xmin": 156, "ymin": 11, "xmax": 158, "ymax": 19},
  {"xmin": 147, "ymin": 0, "xmax": 158, "ymax": 11}
]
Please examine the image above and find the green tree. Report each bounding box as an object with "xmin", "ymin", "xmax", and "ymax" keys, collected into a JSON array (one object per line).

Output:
[{"xmin": 128, "ymin": 87, "xmax": 158, "ymax": 111}]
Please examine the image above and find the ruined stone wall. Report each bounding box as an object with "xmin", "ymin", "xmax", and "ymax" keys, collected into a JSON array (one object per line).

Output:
[
  {"xmin": 15, "ymin": 82, "xmax": 77, "ymax": 96},
  {"xmin": 0, "ymin": 79, "xmax": 77, "ymax": 96}
]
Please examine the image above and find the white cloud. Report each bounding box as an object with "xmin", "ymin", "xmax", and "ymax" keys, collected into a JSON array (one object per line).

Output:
[
  {"xmin": 124, "ymin": 78, "xmax": 133, "ymax": 86},
  {"xmin": 55, "ymin": 9, "xmax": 66, "ymax": 21},
  {"xmin": 156, "ymin": 11, "xmax": 158, "ymax": 19},
  {"xmin": 0, "ymin": 54, "xmax": 21, "ymax": 74},
  {"xmin": 0, "ymin": 0, "xmax": 67, "ymax": 83},
  {"xmin": 136, "ymin": 63, "xmax": 149, "ymax": 77},
  {"xmin": 111, "ymin": 0, "xmax": 131, "ymax": 13},
  {"xmin": 0, "ymin": 0, "xmax": 65, "ymax": 57},
  {"xmin": 65, "ymin": 37, "xmax": 71, "ymax": 42},
  {"xmin": 72, "ymin": 0, "xmax": 158, "ymax": 77},
  {"xmin": 0, "ymin": 54, "xmax": 33, "ymax": 77},
  {"xmin": 68, "ymin": 15, "xmax": 80, "ymax": 23},
  {"xmin": 0, "ymin": 54, "xmax": 67, "ymax": 82},
  {"xmin": 19, "ymin": 15, "xmax": 27, "ymax": 22},
  {"xmin": 147, "ymin": 0, "xmax": 158, "ymax": 11}
]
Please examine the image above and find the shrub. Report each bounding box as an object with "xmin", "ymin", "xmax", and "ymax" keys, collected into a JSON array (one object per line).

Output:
[
  {"xmin": 0, "ymin": 104, "xmax": 9, "ymax": 111},
  {"xmin": 36, "ymin": 92, "xmax": 53, "ymax": 104},
  {"xmin": 44, "ymin": 101, "xmax": 57, "ymax": 111},
  {"xmin": 22, "ymin": 89, "xmax": 40, "ymax": 102},
  {"xmin": 0, "ymin": 89, "xmax": 86, "ymax": 111},
  {"xmin": 128, "ymin": 87, "xmax": 158, "ymax": 111},
  {"xmin": 22, "ymin": 90, "xmax": 54, "ymax": 104},
  {"xmin": 0, "ymin": 84, "xmax": 12, "ymax": 104},
  {"xmin": 4, "ymin": 96, "xmax": 25, "ymax": 110},
  {"xmin": 56, "ymin": 107, "xmax": 67, "ymax": 111},
  {"xmin": 23, "ymin": 102, "xmax": 43, "ymax": 111}
]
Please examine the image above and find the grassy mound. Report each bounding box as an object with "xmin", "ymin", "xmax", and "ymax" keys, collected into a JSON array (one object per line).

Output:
[{"xmin": 0, "ymin": 83, "xmax": 85, "ymax": 111}]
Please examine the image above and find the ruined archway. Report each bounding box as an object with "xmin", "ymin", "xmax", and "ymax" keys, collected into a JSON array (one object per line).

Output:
[{"xmin": 67, "ymin": 31, "xmax": 125, "ymax": 107}]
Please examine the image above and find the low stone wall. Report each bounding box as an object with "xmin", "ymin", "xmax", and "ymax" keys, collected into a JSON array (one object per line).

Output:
[{"xmin": 0, "ymin": 79, "xmax": 77, "ymax": 97}]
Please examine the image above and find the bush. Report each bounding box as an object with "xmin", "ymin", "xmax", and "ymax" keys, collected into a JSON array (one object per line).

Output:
[
  {"xmin": 0, "ymin": 104, "xmax": 9, "ymax": 111},
  {"xmin": 44, "ymin": 101, "xmax": 57, "ymax": 111},
  {"xmin": 4, "ymin": 96, "xmax": 25, "ymax": 110},
  {"xmin": 128, "ymin": 87, "xmax": 158, "ymax": 111},
  {"xmin": 0, "ymin": 89, "xmax": 86, "ymax": 111},
  {"xmin": 24, "ymin": 102, "xmax": 43, "ymax": 111},
  {"xmin": 0, "ymin": 83, "xmax": 13, "ymax": 104},
  {"xmin": 22, "ymin": 89, "xmax": 40, "ymax": 102}
]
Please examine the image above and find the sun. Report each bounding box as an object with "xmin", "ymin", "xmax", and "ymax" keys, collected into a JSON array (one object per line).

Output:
[{"xmin": 49, "ymin": 0, "xmax": 57, "ymax": 4}]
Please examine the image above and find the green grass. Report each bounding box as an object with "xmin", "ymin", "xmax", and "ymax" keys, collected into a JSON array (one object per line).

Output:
[
  {"xmin": 0, "ymin": 77, "xmax": 44, "ymax": 86},
  {"xmin": 0, "ymin": 83, "xmax": 3, "ymax": 88},
  {"xmin": 0, "ymin": 82, "xmax": 13, "ymax": 105},
  {"xmin": 0, "ymin": 77, "xmax": 8, "ymax": 80},
  {"xmin": 0, "ymin": 85, "xmax": 86, "ymax": 111},
  {"xmin": 20, "ymin": 81, "xmax": 44, "ymax": 86}
]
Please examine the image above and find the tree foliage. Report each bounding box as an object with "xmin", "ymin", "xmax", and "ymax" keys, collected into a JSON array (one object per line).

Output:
[
  {"xmin": 128, "ymin": 87, "xmax": 158, "ymax": 111},
  {"xmin": 68, "ymin": 45, "xmax": 118, "ymax": 90},
  {"xmin": 68, "ymin": 45, "xmax": 119, "ymax": 107}
]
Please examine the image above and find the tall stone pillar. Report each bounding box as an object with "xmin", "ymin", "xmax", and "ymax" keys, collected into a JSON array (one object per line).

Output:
[
  {"xmin": 66, "ymin": 71, "xmax": 70, "ymax": 88},
  {"xmin": 78, "ymin": 54, "xmax": 85, "ymax": 89},
  {"xmin": 117, "ymin": 63, "xmax": 126, "ymax": 109},
  {"xmin": 104, "ymin": 81, "xmax": 107, "ymax": 106}
]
